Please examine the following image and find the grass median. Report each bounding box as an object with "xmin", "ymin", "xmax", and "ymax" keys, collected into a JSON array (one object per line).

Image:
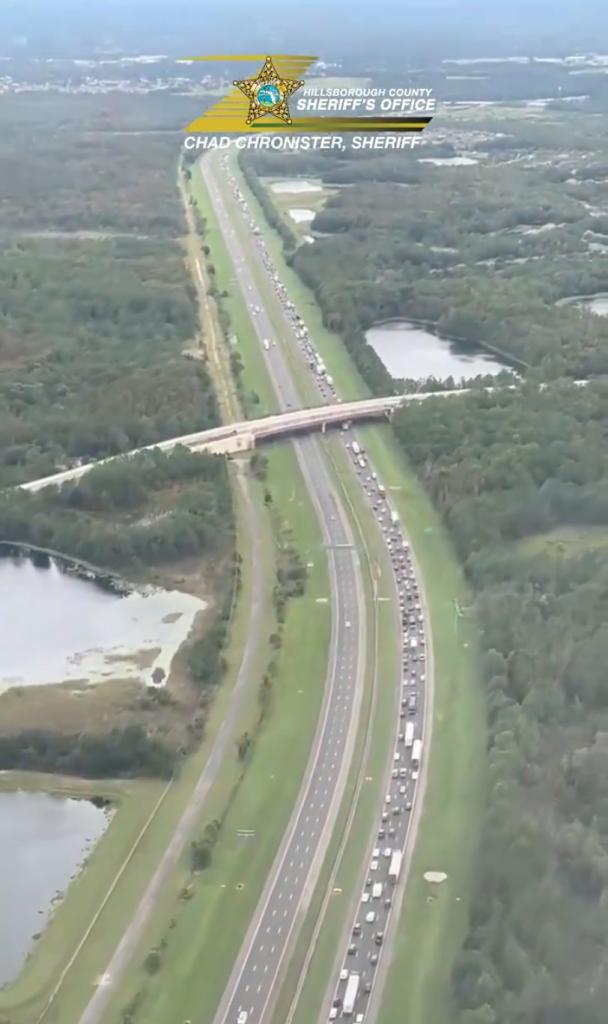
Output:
[{"xmin": 234, "ymin": 158, "xmax": 486, "ymax": 1024}]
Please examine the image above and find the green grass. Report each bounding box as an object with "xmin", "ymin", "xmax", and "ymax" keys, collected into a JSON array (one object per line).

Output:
[
  {"xmin": 515, "ymin": 525, "xmax": 608, "ymax": 559},
  {"xmin": 234, "ymin": 158, "xmax": 487, "ymax": 1024},
  {"xmin": 100, "ymin": 445, "xmax": 331, "ymax": 1024},
  {"xmin": 276, "ymin": 436, "xmax": 400, "ymax": 1024},
  {"xmin": 91, "ymin": 169, "xmax": 336, "ymax": 1024}
]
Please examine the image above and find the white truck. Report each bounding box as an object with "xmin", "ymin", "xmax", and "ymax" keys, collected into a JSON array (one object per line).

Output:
[
  {"xmin": 372, "ymin": 881, "xmax": 383, "ymax": 899},
  {"xmin": 388, "ymin": 850, "xmax": 403, "ymax": 884},
  {"xmin": 405, "ymin": 722, "xmax": 415, "ymax": 748},
  {"xmin": 412, "ymin": 738, "xmax": 422, "ymax": 772},
  {"xmin": 343, "ymin": 972, "xmax": 360, "ymax": 1015}
]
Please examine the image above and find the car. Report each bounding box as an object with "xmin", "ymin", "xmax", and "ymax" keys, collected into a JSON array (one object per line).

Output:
[
  {"xmin": 375, "ymin": 931, "xmax": 384, "ymax": 946},
  {"xmin": 370, "ymin": 953, "xmax": 379, "ymax": 966},
  {"xmin": 388, "ymin": 825, "xmax": 396, "ymax": 837},
  {"xmin": 365, "ymin": 877, "xmax": 372, "ymax": 888},
  {"xmin": 384, "ymin": 896, "xmax": 392, "ymax": 908},
  {"xmin": 353, "ymin": 922, "xmax": 362, "ymax": 936},
  {"xmin": 348, "ymin": 944, "xmax": 357, "ymax": 956},
  {"xmin": 237, "ymin": 1013, "xmax": 248, "ymax": 1024},
  {"xmin": 364, "ymin": 981, "xmax": 372, "ymax": 994},
  {"xmin": 340, "ymin": 968, "xmax": 348, "ymax": 981},
  {"xmin": 400, "ymin": 768, "xmax": 407, "ymax": 779},
  {"xmin": 355, "ymin": 1015, "xmax": 364, "ymax": 1023},
  {"xmin": 372, "ymin": 847, "xmax": 380, "ymax": 858},
  {"xmin": 399, "ymin": 785, "xmax": 406, "ymax": 795},
  {"xmin": 365, "ymin": 911, "xmax": 376, "ymax": 923},
  {"xmin": 370, "ymin": 859, "xmax": 379, "ymax": 871},
  {"xmin": 361, "ymin": 892, "xmax": 370, "ymax": 903},
  {"xmin": 381, "ymin": 811, "xmax": 389, "ymax": 822},
  {"xmin": 329, "ymin": 1009, "xmax": 338, "ymax": 1020},
  {"xmin": 405, "ymin": 799, "xmax": 413, "ymax": 811},
  {"xmin": 378, "ymin": 827, "xmax": 386, "ymax": 839},
  {"xmin": 392, "ymin": 768, "xmax": 399, "ymax": 779},
  {"xmin": 383, "ymin": 847, "xmax": 392, "ymax": 859},
  {"xmin": 346, "ymin": 620, "xmax": 351, "ymax": 629},
  {"xmin": 393, "ymin": 805, "xmax": 400, "ymax": 816},
  {"xmin": 385, "ymin": 793, "xmax": 391, "ymax": 804}
]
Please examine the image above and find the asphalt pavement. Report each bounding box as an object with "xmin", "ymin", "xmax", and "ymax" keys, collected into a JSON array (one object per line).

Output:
[
  {"xmin": 205, "ymin": 151, "xmax": 430, "ymax": 1024},
  {"xmin": 203, "ymin": 156, "xmax": 369, "ymax": 1024}
]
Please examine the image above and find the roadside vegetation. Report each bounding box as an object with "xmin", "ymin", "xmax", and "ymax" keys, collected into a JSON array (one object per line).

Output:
[{"xmin": 393, "ymin": 381, "xmax": 608, "ymax": 1023}]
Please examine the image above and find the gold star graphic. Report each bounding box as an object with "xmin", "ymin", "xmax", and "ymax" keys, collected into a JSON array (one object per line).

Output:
[{"xmin": 234, "ymin": 56, "xmax": 304, "ymax": 126}]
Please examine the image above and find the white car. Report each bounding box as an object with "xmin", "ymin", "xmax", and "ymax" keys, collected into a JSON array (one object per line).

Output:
[
  {"xmin": 365, "ymin": 910, "xmax": 376, "ymax": 923},
  {"xmin": 361, "ymin": 892, "xmax": 370, "ymax": 903},
  {"xmin": 370, "ymin": 859, "xmax": 379, "ymax": 871},
  {"xmin": 237, "ymin": 1013, "xmax": 248, "ymax": 1024},
  {"xmin": 329, "ymin": 1009, "xmax": 338, "ymax": 1021},
  {"xmin": 340, "ymin": 968, "xmax": 349, "ymax": 981}
]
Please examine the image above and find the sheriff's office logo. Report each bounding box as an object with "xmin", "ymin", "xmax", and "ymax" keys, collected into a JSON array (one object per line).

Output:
[{"xmin": 234, "ymin": 56, "xmax": 304, "ymax": 126}]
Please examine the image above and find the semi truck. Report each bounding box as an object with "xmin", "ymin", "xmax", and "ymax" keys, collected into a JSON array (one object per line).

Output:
[
  {"xmin": 405, "ymin": 722, "xmax": 415, "ymax": 748},
  {"xmin": 343, "ymin": 972, "xmax": 360, "ymax": 1015},
  {"xmin": 388, "ymin": 850, "xmax": 403, "ymax": 884}
]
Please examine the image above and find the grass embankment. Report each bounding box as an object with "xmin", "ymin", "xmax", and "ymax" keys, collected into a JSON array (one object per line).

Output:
[
  {"xmin": 91, "ymin": 171, "xmax": 333, "ymax": 1024},
  {"xmin": 235, "ymin": 158, "xmax": 486, "ymax": 1024}
]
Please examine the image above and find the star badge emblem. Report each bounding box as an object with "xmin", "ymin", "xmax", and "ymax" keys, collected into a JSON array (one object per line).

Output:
[{"xmin": 234, "ymin": 56, "xmax": 304, "ymax": 126}]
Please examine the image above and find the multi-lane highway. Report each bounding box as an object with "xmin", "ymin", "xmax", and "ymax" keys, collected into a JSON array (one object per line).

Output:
[
  {"xmin": 202, "ymin": 156, "xmax": 370, "ymax": 1024},
  {"xmin": 205, "ymin": 149, "xmax": 432, "ymax": 1024}
]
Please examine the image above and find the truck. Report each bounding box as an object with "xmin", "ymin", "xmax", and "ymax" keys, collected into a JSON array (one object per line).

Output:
[
  {"xmin": 351, "ymin": 441, "xmax": 361, "ymax": 456},
  {"xmin": 388, "ymin": 850, "xmax": 403, "ymax": 884},
  {"xmin": 405, "ymin": 722, "xmax": 415, "ymax": 748},
  {"xmin": 343, "ymin": 972, "xmax": 360, "ymax": 1015},
  {"xmin": 412, "ymin": 738, "xmax": 422, "ymax": 771},
  {"xmin": 262, "ymin": 338, "xmax": 270, "ymax": 351},
  {"xmin": 372, "ymin": 881, "xmax": 383, "ymax": 899}
]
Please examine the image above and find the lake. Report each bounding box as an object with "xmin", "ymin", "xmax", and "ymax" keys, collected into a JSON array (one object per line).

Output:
[
  {"xmin": 270, "ymin": 179, "xmax": 323, "ymax": 194},
  {"xmin": 288, "ymin": 208, "xmax": 315, "ymax": 224},
  {"xmin": 0, "ymin": 553, "xmax": 206, "ymax": 691},
  {"xmin": 0, "ymin": 790, "xmax": 110, "ymax": 986},
  {"xmin": 366, "ymin": 320, "xmax": 510, "ymax": 382}
]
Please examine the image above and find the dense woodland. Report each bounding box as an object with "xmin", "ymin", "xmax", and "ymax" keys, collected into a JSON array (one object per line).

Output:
[
  {"xmin": 243, "ymin": 114, "xmax": 608, "ymax": 381},
  {"xmin": 0, "ymin": 446, "xmax": 233, "ymax": 570},
  {"xmin": 0, "ymin": 237, "xmax": 219, "ymax": 487},
  {"xmin": 393, "ymin": 381, "xmax": 608, "ymax": 1023}
]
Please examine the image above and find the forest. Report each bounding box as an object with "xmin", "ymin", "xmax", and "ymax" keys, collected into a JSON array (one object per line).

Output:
[
  {"xmin": 242, "ymin": 113, "xmax": 608, "ymax": 383},
  {"xmin": 0, "ymin": 446, "xmax": 234, "ymax": 571},
  {"xmin": 0, "ymin": 236, "xmax": 219, "ymax": 488},
  {"xmin": 393, "ymin": 381, "xmax": 608, "ymax": 1024}
]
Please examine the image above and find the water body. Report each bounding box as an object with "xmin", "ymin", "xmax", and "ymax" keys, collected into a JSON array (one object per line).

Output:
[
  {"xmin": 0, "ymin": 554, "xmax": 206, "ymax": 691},
  {"xmin": 557, "ymin": 292, "xmax": 608, "ymax": 317},
  {"xmin": 270, "ymin": 179, "xmax": 323, "ymax": 194},
  {"xmin": 288, "ymin": 208, "xmax": 315, "ymax": 224},
  {"xmin": 366, "ymin": 320, "xmax": 509, "ymax": 382},
  {"xmin": 0, "ymin": 791, "xmax": 110, "ymax": 986}
]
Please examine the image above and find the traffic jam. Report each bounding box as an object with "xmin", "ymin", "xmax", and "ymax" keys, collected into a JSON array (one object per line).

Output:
[{"xmin": 222, "ymin": 159, "xmax": 427, "ymax": 1021}]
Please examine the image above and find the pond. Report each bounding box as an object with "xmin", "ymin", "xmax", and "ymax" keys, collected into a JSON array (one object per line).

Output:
[
  {"xmin": 0, "ymin": 790, "xmax": 110, "ymax": 986},
  {"xmin": 365, "ymin": 320, "xmax": 510, "ymax": 382},
  {"xmin": 0, "ymin": 552, "xmax": 206, "ymax": 692},
  {"xmin": 288, "ymin": 208, "xmax": 315, "ymax": 224},
  {"xmin": 270, "ymin": 179, "xmax": 323, "ymax": 194}
]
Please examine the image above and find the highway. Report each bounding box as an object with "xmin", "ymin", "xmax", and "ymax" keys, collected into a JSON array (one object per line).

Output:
[
  {"xmin": 207, "ymin": 149, "xmax": 432, "ymax": 1024},
  {"xmin": 202, "ymin": 156, "xmax": 369, "ymax": 1024}
]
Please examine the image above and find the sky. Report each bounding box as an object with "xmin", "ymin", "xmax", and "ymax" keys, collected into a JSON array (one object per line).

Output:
[{"xmin": 1, "ymin": 0, "xmax": 607, "ymax": 62}]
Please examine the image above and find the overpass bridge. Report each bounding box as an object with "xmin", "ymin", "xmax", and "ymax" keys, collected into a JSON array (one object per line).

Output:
[{"xmin": 20, "ymin": 389, "xmax": 465, "ymax": 494}]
